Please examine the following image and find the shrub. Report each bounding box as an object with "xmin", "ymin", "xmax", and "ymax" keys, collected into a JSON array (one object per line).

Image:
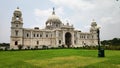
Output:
[
  {"xmin": 17, "ymin": 44, "xmax": 23, "ymax": 50},
  {"xmin": 4, "ymin": 47, "xmax": 8, "ymax": 51},
  {"xmin": 11, "ymin": 48, "xmax": 15, "ymax": 51},
  {"xmin": 42, "ymin": 45, "xmax": 48, "ymax": 50},
  {"xmin": 31, "ymin": 48, "xmax": 34, "ymax": 50},
  {"xmin": 34, "ymin": 46, "xmax": 38, "ymax": 50},
  {"xmin": 0, "ymin": 48, "xmax": 3, "ymax": 51},
  {"xmin": 27, "ymin": 46, "xmax": 30, "ymax": 50}
]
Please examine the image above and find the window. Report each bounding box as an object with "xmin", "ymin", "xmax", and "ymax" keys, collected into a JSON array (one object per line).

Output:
[
  {"xmin": 40, "ymin": 34, "xmax": 42, "ymax": 37},
  {"xmin": 16, "ymin": 16, "xmax": 19, "ymax": 17},
  {"xmin": 15, "ymin": 41, "xmax": 18, "ymax": 45},
  {"xmin": 87, "ymin": 35, "xmax": 89, "ymax": 39},
  {"xmin": 56, "ymin": 24, "xmax": 58, "ymax": 27},
  {"xmin": 37, "ymin": 34, "xmax": 39, "ymax": 37},
  {"xmin": 59, "ymin": 40, "xmax": 61, "ymax": 44},
  {"xmin": 74, "ymin": 40, "xmax": 76, "ymax": 44},
  {"xmin": 92, "ymin": 35, "xmax": 94, "ymax": 39},
  {"xmin": 82, "ymin": 36, "xmax": 83, "ymax": 38},
  {"xmin": 15, "ymin": 30, "xmax": 18, "ymax": 36},
  {"xmin": 33, "ymin": 34, "xmax": 35, "ymax": 37},
  {"xmin": 27, "ymin": 33, "xmax": 29, "ymax": 37},
  {"xmin": 37, "ymin": 41, "xmax": 39, "ymax": 45},
  {"xmin": 84, "ymin": 35, "xmax": 85, "ymax": 39},
  {"xmin": 16, "ymin": 25, "xmax": 18, "ymax": 27},
  {"xmin": 46, "ymin": 34, "xmax": 48, "ymax": 37}
]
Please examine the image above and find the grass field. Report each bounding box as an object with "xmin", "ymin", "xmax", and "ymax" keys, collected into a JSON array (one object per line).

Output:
[{"xmin": 0, "ymin": 49, "xmax": 120, "ymax": 68}]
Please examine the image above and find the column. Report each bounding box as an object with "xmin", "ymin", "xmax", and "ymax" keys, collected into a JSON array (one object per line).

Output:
[
  {"xmin": 62, "ymin": 31, "xmax": 65, "ymax": 45},
  {"xmin": 72, "ymin": 32, "xmax": 74, "ymax": 47},
  {"xmin": 56, "ymin": 30, "xmax": 59, "ymax": 47}
]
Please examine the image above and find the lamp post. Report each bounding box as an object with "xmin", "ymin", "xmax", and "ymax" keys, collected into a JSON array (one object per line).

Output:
[
  {"xmin": 97, "ymin": 27, "xmax": 105, "ymax": 57},
  {"xmin": 97, "ymin": 27, "xmax": 100, "ymax": 50}
]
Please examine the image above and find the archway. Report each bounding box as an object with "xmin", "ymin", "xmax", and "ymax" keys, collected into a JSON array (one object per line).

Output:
[{"xmin": 65, "ymin": 32, "xmax": 72, "ymax": 48}]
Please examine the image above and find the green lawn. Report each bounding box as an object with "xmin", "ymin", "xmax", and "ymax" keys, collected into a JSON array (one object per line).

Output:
[{"xmin": 0, "ymin": 49, "xmax": 120, "ymax": 68}]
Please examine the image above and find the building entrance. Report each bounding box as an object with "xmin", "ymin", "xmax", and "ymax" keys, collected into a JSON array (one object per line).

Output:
[{"xmin": 65, "ymin": 32, "xmax": 72, "ymax": 48}]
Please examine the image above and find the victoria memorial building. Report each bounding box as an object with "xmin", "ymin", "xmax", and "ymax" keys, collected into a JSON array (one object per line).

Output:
[{"xmin": 10, "ymin": 7, "xmax": 99, "ymax": 49}]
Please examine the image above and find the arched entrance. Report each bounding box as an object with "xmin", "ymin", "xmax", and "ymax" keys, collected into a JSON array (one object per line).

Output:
[{"xmin": 65, "ymin": 32, "xmax": 72, "ymax": 48}]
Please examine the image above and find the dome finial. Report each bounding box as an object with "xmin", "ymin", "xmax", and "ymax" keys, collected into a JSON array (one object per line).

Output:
[
  {"xmin": 17, "ymin": 6, "xmax": 19, "ymax": 9},
  {"xmin": 52, "ymin": 7, "xmax": 55, "ymax": 15}
]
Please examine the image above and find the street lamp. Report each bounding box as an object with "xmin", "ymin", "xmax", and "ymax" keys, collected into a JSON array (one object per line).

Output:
[
  {"xmin": 97, "ymin": 27, "xmax": 105, "ymax": 57},
  {"xmin": 97, "ymin": 27, "xmax": 101, "ymax": 50}
]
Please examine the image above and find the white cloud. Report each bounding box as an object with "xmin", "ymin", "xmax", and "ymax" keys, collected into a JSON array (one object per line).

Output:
[
  {"xmin": 100, "ymin": 17, "xmax": 113, "ymax": 24},
  {"xmin": 50, "ymin": 0, "xmax": 95, "ymax": 10},
  {"xmin": 34, "ymin": 8, "xmax": 51, "ymax": 17},
  {"xmin": 49, "ymin": 0, "xmax": 120, "ymax": 40},
  {"xmin": 34, "ymin": 7, "xmax": 64, "ymax": 17}
]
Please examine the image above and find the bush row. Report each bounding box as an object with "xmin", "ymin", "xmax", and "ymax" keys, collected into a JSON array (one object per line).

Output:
[{"xmin": 0, "ymin": 45, "xmax": 120, "ymax": 51}]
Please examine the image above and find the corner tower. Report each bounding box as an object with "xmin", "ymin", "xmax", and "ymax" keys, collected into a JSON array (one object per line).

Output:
[
  {"xmin": 90, "ymin": 19, "xmax": 98, "ymax": 45},
  {"xmin": 10, "ymin": 7, "xmax": 23, "ymax": 49}
]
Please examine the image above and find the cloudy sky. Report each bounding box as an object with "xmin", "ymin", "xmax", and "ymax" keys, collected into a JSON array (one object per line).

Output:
[{"xmin": 0, "ymin": 0, "xmax": 120, "ymax": 43}]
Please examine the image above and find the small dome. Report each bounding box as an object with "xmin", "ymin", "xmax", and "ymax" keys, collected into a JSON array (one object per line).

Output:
[
  {"xmin": 91, "ymin": 19, "xmax": 97, "ymax": 26},
  {"xmin": 14, "ymin": 7, "xmax": 21, "ymax": 12},
  {"xmin": 14, "ymin": 7, "xmax": 22, "ymax": 17}
]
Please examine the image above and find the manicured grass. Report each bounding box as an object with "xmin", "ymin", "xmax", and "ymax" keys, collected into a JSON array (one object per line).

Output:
[{"xmin": 0, "ymin": 49, "xmax": 120, "ymax": 68}]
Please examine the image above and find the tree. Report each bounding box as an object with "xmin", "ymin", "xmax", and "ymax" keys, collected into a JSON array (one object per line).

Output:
[{"xmin": 101, "ymin": 38, "xmax": 120, "ymax": 46}]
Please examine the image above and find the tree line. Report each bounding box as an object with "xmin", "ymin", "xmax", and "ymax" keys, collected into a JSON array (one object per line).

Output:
[
  {"xmin": 0, "ymin": 43, "xmax": 10, "ymax": 47},
  {"xmin": 101, "ymin": 38, "xmax": 120, "ymax": 46}
]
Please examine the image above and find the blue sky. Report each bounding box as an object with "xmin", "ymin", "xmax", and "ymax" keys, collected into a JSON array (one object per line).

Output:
[{"xmin": 0, "ymin": 0, "xmax": 120, "ymax": 43}]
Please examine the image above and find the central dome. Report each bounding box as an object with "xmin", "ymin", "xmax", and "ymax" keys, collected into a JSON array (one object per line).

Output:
[
  {"xmin": 45, "ymin": 8, "xmax": 62, "ymax": 29},
  {"xmin": 46, "ymin": 8, "xmax": 61, "ymax": 24},
  {"xmin": 48, "ymin": 14, "xmax": 59, "ymax": 21}
]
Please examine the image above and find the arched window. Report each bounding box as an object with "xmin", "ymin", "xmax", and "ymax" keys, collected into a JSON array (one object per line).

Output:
[
  {"xmin": 15, "ymin": 41, "xmax": 18, "ymax": 45},
  {"xmin": 37, "ymin": 41, "xmax": 39, "ymax": 45}
]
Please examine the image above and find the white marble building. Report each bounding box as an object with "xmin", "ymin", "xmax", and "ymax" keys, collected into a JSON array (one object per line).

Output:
[{"xmin": 10, "ymin": 7, "xmax": 99, "ymax": 49}]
